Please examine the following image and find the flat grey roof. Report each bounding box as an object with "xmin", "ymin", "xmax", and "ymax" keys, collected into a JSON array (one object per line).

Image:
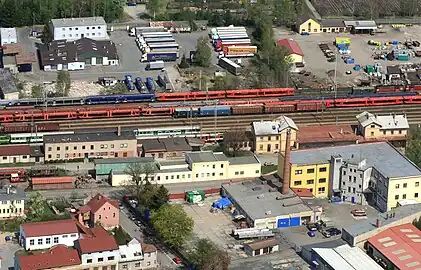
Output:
[
  {"xmin": 290, "ymin": 142, "xmax": 421, "ymax": 179},
  {"xmin": 159, "ymin": 160, "xmax": 187, "ymax": 166},
  {"xmin": 95, "ymin": 157, "xmax": 154, "ymax": 165},
  {"xmin": 222, "ymin": 179, "xmax": 311, "ymax": 221},
  {"xmin": 51, "ymin": 17, "xmax": 106, "ymax": 28},
  {"xmin": 159, "ymin": 167, "xmax": 191, "ymax": 174},
  {"xmin": 44, "ymin": 132, "xmax": 135, "ymax": 143},
  {"xmin": 228, "ymin": 155, "xmax": 260, "ymax": 165},
  {"xmin": 186, "ymin": 152, "xmax": 228, "ymax": 163},
  {"xmin": 0, "ymin": 187, "xmax": 26, "ymax": 201},
  {"xmin": 344, "ymin": 203, "xmax": 421, "ymax": 237}
]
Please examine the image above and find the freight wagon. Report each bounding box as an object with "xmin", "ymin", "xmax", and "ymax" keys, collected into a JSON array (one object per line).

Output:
[{"xmin": 0, "ymin": 123, "xmax": 59, "ymax": 133}]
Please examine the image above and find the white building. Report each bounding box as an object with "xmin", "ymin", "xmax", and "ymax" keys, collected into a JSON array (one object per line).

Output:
[
  {"xmin": 118, "ymin": 239, "xmax": 158, "ymax": 269},
  {"xmin": 20, "ymin": 219, "xmax": 79, "ymax": 250},
  {"xmin": 0, "ymin": 28, "xmax": 17, "ymax": 45},
  {"xmin": 51, "ymin": 17, "xmax": 108, "ymax": 41},
  {"xmin": 77, "ymin": 227, "xmax": 120, "ymax": 268}
]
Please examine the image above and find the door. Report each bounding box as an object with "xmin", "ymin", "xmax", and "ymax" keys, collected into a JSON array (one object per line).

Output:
[
  {"xmin": 13, "ymin": 157, "xmax": 16, "ymax": 163},
  {"xmin": 81, "ymin": 34, "xmax": 84, "ymax": 38},
  {"xmin": 267, "ymin": 144, "xmax": 271, "ymax": 152},
  {"xmin": 351, "ymin": 196, "xmax": 355, "ymax": 204}
]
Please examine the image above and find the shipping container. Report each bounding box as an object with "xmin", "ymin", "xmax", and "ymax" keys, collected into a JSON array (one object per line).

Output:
[
  {"xmin": 232, "ymin": 105, "xmax": 264, "ymax": 114},
  {"xmin": 144, "ymin": 37, "xmax": 176, "ymax": 44},
  {"xmin": 142, "ymin": 52, "xmax": 177, "ymax": 62},
  {"xmin": 218, "ymin": 58, "xmax": 241, "ymax": 75},
  {"xmin": 141, "ymin": 32, "xmax": 172, "ymax": 38},
  {"xmin": 148, "ymin": 43, "xmax": 179, "ymax": 50},
  {"xmin": 223, "ymin": 46, "xmax": 257, "ymax": 55}
]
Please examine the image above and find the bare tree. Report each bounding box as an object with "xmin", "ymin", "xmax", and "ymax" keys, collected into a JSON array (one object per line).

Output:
[
  {"xmin": 124, "ymin": 162, "xmax": 157, "ymax": 200},
  {"xmin": 223, "ymin": 128, "xmax": 249, "ymax": 157}
]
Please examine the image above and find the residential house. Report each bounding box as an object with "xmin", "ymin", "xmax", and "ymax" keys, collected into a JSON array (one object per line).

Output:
[
  {"xmin": 50, "ymin": 17, "xmax": 108, "ymax": 41},
  {"xmin": 39, "ymin": 38, "xmax": 119, "ymax": 71},
  {"xmin": 76, "ymin": 226, "xmax": 119, "ymax": 270},
  {"xmin": 0, "ymin": 145, "xmax": 44, "ymax": 164},
  {"xmin": 74, "ymin": 193, "xmax": 119, "ymax": 229},
  {"xmin": 296, "ymin": 15, "xmax": 320, "ymax": 34},
  {"xmin": 43, "ymin": 132, "xmax": 137, "ymax": 162},
  {"xmin": 140, "ymin": 137, "xmax": 192, "ymax": 160},
  {"xmin": 0, "ymin": 187, "xmax": 26, "ymax": 219},
  {"xmin": 0, "ymin": 68, "xmax": 19, "ymax": 100},
  {"xmin": 20, "ymin": 219, "xmax": 79, "ymax": 250},
  {"xmin": 14, "ymin": 245, "xmax": 81, "ymax": 270},
  {"xmin": 252, "ymin": 116, "xmax": 298, "ymax": 154},
  {"xmin": 276, "ymin": 38, "xmax": 304, "ymax": 64},
  {"xmin": 278, "ymin": 142, "xmax": 421, "ymax": 211},
  {"xmin": 118, "ymin": 239, "xmax": 158, "ymax": 270}
]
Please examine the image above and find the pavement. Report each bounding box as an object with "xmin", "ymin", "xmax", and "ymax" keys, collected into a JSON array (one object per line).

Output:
[{"xmin": 0, "ymin": 238, "xmax": 21, "ymax": 270}]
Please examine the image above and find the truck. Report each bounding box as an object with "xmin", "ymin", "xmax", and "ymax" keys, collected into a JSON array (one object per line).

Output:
[
  {"xmin": 135, "ymin": 77, "xmax": 147, "ymax": 92},
  {"xmin": 142, "ymin": 52, "xmax": 177, "ymax": 62},
  {"xmin": 141, "ymin": 32, "xmax": 173, "ymax": 39},
  {"xmin": 221, "ymin": 45, "xmax": 257, "ymax": 58},
  {"xmin": 146, "ymin": 77, "xmax": 156, "ymax": 91},
  {"xmin": 144, "ymin": 37, "xmax": 176, "ymax": 44},
  {"xmin": 130, "ymin": 27, "xmax": 166, "ymax": 37},
  {"xmin": 148, "ymin": 43, "xmax": 179, "ymax": 50},
  {"xmin": 231, "ymin": 228, "xmax": 275, "ymax": 239},
  {"xmin": 215, "ymin": 39, "xmax": 251, "ymax": 51},
  {"xmin": 157, "ymin": 74, "xmax": 172, "ymax": 91},
  {"xmin": 218, "ymin": 58, "xmax": 241, "ymax": 75},
  {"xmin": 146, "ymin": 61, "xmax": 165, "ymax": 70}
]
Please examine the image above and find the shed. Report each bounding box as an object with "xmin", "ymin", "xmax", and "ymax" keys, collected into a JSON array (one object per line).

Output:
[
  {"xmin": 276, "ymin": 38, "xmax": 304, "ymax": 63},
  {"xmin": 243, "ymin": 238, "xmax": 281, "ymax": 256},
  {"xmin": 31, "ymin": 176, "xmax": 73, "ymax": 190}
]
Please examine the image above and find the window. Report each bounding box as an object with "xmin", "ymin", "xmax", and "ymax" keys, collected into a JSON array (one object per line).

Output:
[
  {"xmin": 122, "ymin": 265, "xmax": 128, "ymax": 269},
  {"xmin": 403, "ymin": 183, "xmax": 407, "ymax": 188},
  {"xmin": 54, "ymin": 237, "xmax": 59, "ymax": 243},
  {"xmin": 353, "ymin": 187, "xmax": 356, "ymax": 193},
  {"xmin": 2, "ymin": 157, "xmax": 6, "ymax": 160},
  {"xmin": 212, "ymin": 172, "xmax": 215, "ymax": 176},
  {"xmin": 219, "ymin": 173, "xmax": 223, "ymax": 176},
  {"xmin": 415, "ymin": 193, "xmax": 419, "ymax": 198},
  {"xmin": 30, "ymin": 239, "xmax": 34, "ymax": 245},
  {"xmin": 343, "ymin": 171, "xmax": 346, "ymax": 175},
  {"xmin": 268, "ymin": 136, "xmax": 271, "ymax": 141},
  {"xmin": 108, "ymin": 256, "xmax": 115, "ymax": 260},
  {"xmin": 319, "ymin": 178, "xmax": 326, "ymax": 183},
  {"xmin": 396, "ymin": 184, "xmax": 400, "ymax": 189},
  {"xmin": 62, "ymin": 28, "xmax": 65, "ymax": 31},
  {"xmin": 212, "ymin": 164, "xmax": 216, "ymax": 169},
  {"xmin": 348, "ymin": 187, "xmax": 351, "ymax": 192},
  {"xmin": 370, "ymin": 125, "xmax": 375, "ymax": 128},
  {"xmin": 22, "ymin": 155, "xmax": 27, "ymax": 159},
  {"xmin": 147, "ymin": 262, "xmax": 151, "ymax": 266},
  {"xmin": 416, "ymin": 182, "xmax": 420, "ymax": 187},
  {"xmin": 307, "ymin": 179, "xmax": 314, "ymax": 184},
  {"xmin": 395, "ymin": 195, "xmax": 399, "ymax": 199},
  {"xmin": 38, "ymin": 239, "xmax": 43, "ymax": 245},
  {"xmin": 235, "ymin": 171, "xmax": 239, "ymax": 175},
  {"xmin": 383, "ymin": 131, "xmax": 386, "ymax": 135},
  {"xmin": 135, "ymin": 262, "xmax": 141, "ymax": 267},
  {"xmin": 57, "ymin": 146, "xmax": 60, "ymax": 151},
  {"xmin": 255, "ymin": 170, "xmax": 260, "ymax": 174},
  {"xmin": 319, "ymin": 167, "xmax": 327, "ymax": 172},
  {"xmin": 295, "ymin": 170, "xmax": 302, "ymax": 175},
  {"xmin": 294, "ymin": 180, "xmax": 302, "ymax": 185},
  {"xmin": 56, "ymin": 154, "xmax": 60, "ymax": 158},
  {"xmin": 403, "ymin": 194, "xmax": 407, "ymax": 199},
  {"xmin": 91, "ymin": 145, "xmax": 94, "ymax": 150},
  {"xmin": 62, "ymin": 235, "xmax": 68, "ymax": 238},
  {"xmin": 92, "ymin": 33, "xmax": 95, "ymax": 36},
  {"xmin": 98, "ymin": 258, "xmax": 104, "ymax": 262},
  {"xmin": 87, "ymin": 259, "xmax": 93, "ymax": 263},
  {"xmin": 318, "ymin": 187, "xmax": 325, "ymax": 194},
  {"xmin": 221, "ymin": 164, "xmax": 224, "ymax": 168},
  {"xmin": 74, "ymin": 146, "xmax": 77, "ymax": 150},
  {"xmin": 307, "ymin": 168, "xmax": 314, "ymax": 174},
  {"xmin": 82, "ymin": 145, "xmax": 86, "ymax": 150},
  {"xmin": 98, "ymin": 26, "xmax": 101, "ymax": 29},
  {"xmin": 99, "ymin": 214, "xmax": 102, "ymax": 219},
  {"xmin": 158, "ymin": 153, "xmax": 163, "ymax": 158},
  {"xmin": 87, "ymin": 27, "xmax": 90, "ymax": 29},
  {"xmin": 46, "ymin": 238, "xmax": 51, "ymax": 244},
  {"xmin": 165, "ymin": 176, "xmax": 169, "ymax": 180},
  {"xmin": 70, "ymin": 234, "xmax": 76, "ymax": 237},
  {"xmin": 275, "ymin": 144, "xmax": 279, "ymax": 150}
]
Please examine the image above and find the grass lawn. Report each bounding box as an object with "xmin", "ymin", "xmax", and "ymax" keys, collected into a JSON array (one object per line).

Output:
[{"xmin": 261, "ymin": 165, "xmax": 277, "ymax": 174}]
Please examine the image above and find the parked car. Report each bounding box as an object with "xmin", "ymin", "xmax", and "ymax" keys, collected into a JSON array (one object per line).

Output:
[
  {"xmin": 307, "ymin": 223, "xmax": 321, "ymax": 231},
  {"xmin": 321, "ymin": 230, "xmax": 331, "ymax": 238},
  {"xmin": 326, "ymin": 228, "xmax": 342, "ymax": 236},
  {"xmin": 173, "ymin": 257, "xmax": 182, "ymax": 264},
  {"xmin": 351, "ymin": 209, "xmax": 367, "ymax": 217},
  {"xmin": 307, "ymin": 231, "xmax": 316, "ymax": 237}
]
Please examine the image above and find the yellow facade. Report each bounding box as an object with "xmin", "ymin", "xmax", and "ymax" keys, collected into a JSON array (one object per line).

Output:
[
  {"xmin": 254, "ymin": 129, "xmax": 297, "ymax": 155},
  {"xmin": 361, "ymin": 124, "xmax": 408, "ymax": 140},
  {"xmin": 228, "ymin": 163, "xmax": 261, "ymax": 179},
  {"xmin": 289, "ymin": 54, "xmax": 303, "ymax": 63},
  {"xmin": 298, "ymin": 18, "xmax": 320, "ymax": 34},
  {"xmin": 191, "ymin": 160, "xmax": 230, "ymax": 181},
  {"xmin": 387, "ymin": 176, "xmax": 421, "ymax": 211},
  {"xmin": 0, "ymin": 199, "xmax": 24, "ymax": 219},
  {"xmin": 278, "ymin": 155, "xmax": 330, "ymax": 198}
]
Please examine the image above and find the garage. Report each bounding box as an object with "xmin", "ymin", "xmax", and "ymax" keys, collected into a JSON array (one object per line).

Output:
[
  {"xmin": 290, "ymin": 216, "xmax": 301, "ymax": 227},
  {"xmin": 277, "ymin": 217, "xmax": 290, "ymax": 228}
]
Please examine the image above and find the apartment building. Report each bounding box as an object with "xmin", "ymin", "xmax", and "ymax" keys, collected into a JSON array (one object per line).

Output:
[
  {"xmin": 110, "ymin": 151, "xmax": 262, "ymax": 186},
  {"xmin": 118, "ymin": 239, "xmax": 158, "ymax": 269},
  {"xmin": 43, "ymin": 132, "xmax": 137, "ymax": 162},
  {"xmin": 278, "ymin": 142, "xmax": 421, "ymax": 212},
  {"xmin": 51, "ymin": 17, "xmax": 108, "ymax": 41},
  {"xmin": 20, "ymin": 219, "xmax": 79, "ymax": 250},
  {"xmin": 252, "ymin": 116, "xmax": 298, "ymax": 154},
  {"xmin": 73, "ymin": 193, "xmax": 119, "ymax": 229},
  {"xmin": 0, "ymin": 187, "xmax": 26, "ymax": 219}
]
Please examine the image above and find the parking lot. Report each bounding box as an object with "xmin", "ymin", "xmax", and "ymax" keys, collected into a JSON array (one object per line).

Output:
[
  {"xmin": 274, "ymin": 25, "xmax": 421, "ymax": 86},
  {"xmin": 280, "ymin": 199, "xmax": 379, "ymax": 248},
  {"xmin": 0, "ymin": 234, "xmax": 22, "ymax": 270}
]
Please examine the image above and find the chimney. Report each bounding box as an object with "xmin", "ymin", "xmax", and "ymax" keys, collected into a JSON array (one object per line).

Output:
[
  {"xmin": 282, "ymin": 129, "xmax": 292, "ymax": 194},
  {"xmin": 117, "ymin": 126, "xmax": 121, "ymax": 136}
]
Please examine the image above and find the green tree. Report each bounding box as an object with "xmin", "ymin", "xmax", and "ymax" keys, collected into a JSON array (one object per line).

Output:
[
  {"xmin": 31, "ymin": 84, "xmax": 43, "ymax": 98},
  {"xmin": 413, "ymin": 216, "xmax": 421, "ymax": 230},
  {"xmin": 151, "ymin": 185, "xmax": 169, "ymax": 210},
  {"xmin": 124, "ymin": 162, "xmax": 157, "ymax": 200},
  {"xmin": 274, "ymin": 0, "xmax": 296, "ymax": 26},
  {"xmin": 195, "ymin": 37, "xmax": 212, "ymax": 68},
  {"xmin": 41, "ymin": 23, "xmax": 53, "ymax": 43},
  {"xmin": 179, "ymin": 53, "xmax": 190, "ymax": 69},
  {"xmin": 27, "ymin": 192, "xmax": 47, "ymax": 219},
  {"xmin": 151, "ymin": 204, "xmax": 193, "ymax": 247},
  {"xmin": 188, "ymin": 239, "xmax": 231, "ymax": 270},
  {"xmin": 146, "ymin": 0, "xmax": 169, "ymax": 19},
  {"xmin": 223, "ymin": 128, "xmax": 248, "ymax": 157},
  {"xmin": 406, "ymin": 127, "xmax": 421, "ymax": 167},
  {"xmin": 56, "ymin": 70, "xmax": 71, "ymax": 96}
]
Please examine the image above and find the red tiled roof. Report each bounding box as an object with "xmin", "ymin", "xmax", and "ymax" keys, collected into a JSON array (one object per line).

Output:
[
  {"xmin": 21, "ymin": 219, "xmax": 78, "ymax": 238},
  {"xmin": 0, "ymin": 145, "xmax": 31, "ymax": 156},
  {"xmin": 84, "ymin": 193, "xmax": 119, "ymax": 214},
  {"xmin": 78, "ymin": 227, "xmax": 118, "ymax": 254},
  {"xmin": 276, "ymin": 38, "xmax": 304, "ymax": 56},
  {"xmin": 31, "ymin": 176, "xmax": 73, "ymax": 185},
  {"xmin": 367, "ymin": 223, "xmax": 421, "ymax": 270},
  {"xmin": 297, "ymin": 125, "xmax": 361, "ymax": 144},
  {"xmin": 18, "ymin": 245, "xmax": 81, "ymax": 270}
]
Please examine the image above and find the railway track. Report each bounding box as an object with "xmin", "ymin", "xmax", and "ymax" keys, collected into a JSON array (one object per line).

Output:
[{"xmin": 54, "ymin": 104, "xmax": 421, "ymax": 133}]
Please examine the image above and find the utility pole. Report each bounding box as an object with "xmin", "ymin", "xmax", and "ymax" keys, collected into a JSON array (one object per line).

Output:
[
  {"xmin": 214, "ymin": 100, "xmax": 217, "ymax": 143},
  {"xmin": 334, "ymin": 52, "xmax": 338, "ymax": 99},
  {"xmin": 199, "ymin": 70, "xmax": 202, "ymax": 91}
]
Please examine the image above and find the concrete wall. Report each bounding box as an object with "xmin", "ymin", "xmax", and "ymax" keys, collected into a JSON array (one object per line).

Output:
[
  {"xmin": 190, "ymin": 161, "xmax": 230, "ymax": 181},
  {"xmin": 0, "ymin": 199, "xmax": 24, "ymax": 219},
  {"xmin": 340, "ymin": 163, "xmax": 368, "ymax": 205},
  {"xmin": 0, "ymin": 154, "xmax": 32, "ymax": 164},
  {"xmin": 244, "ymin": 244, "xmax": 280, "ymax": 257},
  {"xmin": 4, "ymin": 92, "xmax": 19, "ymax": 100}
]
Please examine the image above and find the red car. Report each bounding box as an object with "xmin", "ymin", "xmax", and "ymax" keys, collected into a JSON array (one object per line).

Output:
[{"xmin": 173, "ymin": 257, "xmax": 182, "ymax": 264}]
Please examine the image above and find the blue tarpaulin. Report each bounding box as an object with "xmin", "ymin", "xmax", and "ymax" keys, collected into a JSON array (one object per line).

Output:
[{"xmin": 212, "ymin": 197, "xmax": 232, "ymax": 209}]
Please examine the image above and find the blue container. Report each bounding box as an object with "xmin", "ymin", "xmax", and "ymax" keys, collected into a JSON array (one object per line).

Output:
[
  {"xmin": 392, "ymin": 40, "xmax": 398, "ymax": 45},
  {"xmin": 354, "ymin": 65, "xmax": 361, "ymax": 71},
  {"xmin": 345, "ymin": 58, "xmax": 355, "ymax": 64}
]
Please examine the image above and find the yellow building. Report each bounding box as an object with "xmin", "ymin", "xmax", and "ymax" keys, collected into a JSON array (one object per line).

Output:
[
  {"xmin": 0, "ymin": 187, "xmax": 26, "ymax": 219},
  {"xmin": 296, "ymin": 15, "xmax": 320, "ymax": 34},
  {"xmin": 278, "ymin": 142, "xmax": 421, "ymax": 212},
  {"xmin": 110, "ymin": 151, "xmax": 261, "ymax": 186},
  {"xmin": 320, "ymin": 19, "xmax": 346, "ymax": 33},
  {"xmin": 252, "ymin": 116, "xmax": 298, "ymax": 155},
  {"xmin": 356, "ymin": 111, "xmax": 409, "ymax": 140}
]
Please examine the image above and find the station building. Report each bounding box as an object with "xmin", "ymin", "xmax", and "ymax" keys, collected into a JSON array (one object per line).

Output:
[
  {"xmin": 278, "ymin": 142, "xmax": 421, "ymax": 211},
  {"xmin": 109, "ymin": 151, "xmax": 262, "ymax": 186}
]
